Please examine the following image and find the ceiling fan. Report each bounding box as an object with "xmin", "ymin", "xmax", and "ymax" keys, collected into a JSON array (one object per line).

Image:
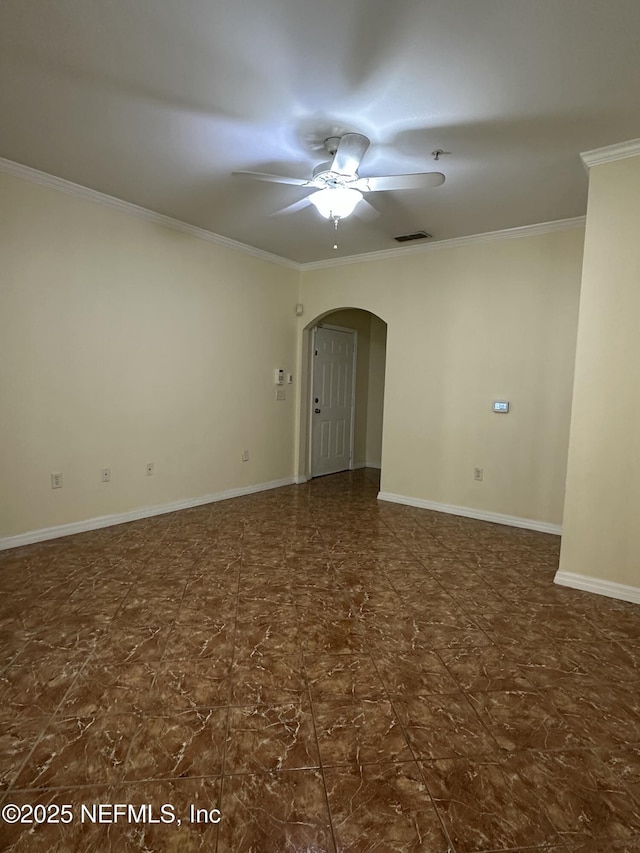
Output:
[{"xmin": 232, "ymin": 132, "xmax": 445, "ymax": 224}]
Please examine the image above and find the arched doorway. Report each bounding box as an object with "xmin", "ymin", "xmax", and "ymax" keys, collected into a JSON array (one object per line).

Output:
[{"xmin": 298, "ymin": 307, "xmax": 387, "ymax": 482}]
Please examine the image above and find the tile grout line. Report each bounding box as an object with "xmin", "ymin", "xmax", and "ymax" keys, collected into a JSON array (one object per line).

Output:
[
  {"xmin": 294, "ymin": 549, "xmax": 340, "ymax": 853},
  {"xmin": 363, "ymin": 618, "xmax": 460, "ymax": 853},
  {"xmin": 1, "ymin": 641, "xmax": 104, "ymax": 797},
  {"xmin": 213, "ymin": 522, "xmax": 243, "ymax": 853}
]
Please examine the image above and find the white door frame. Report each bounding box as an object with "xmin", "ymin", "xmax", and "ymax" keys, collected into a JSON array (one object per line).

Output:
[{"xmin": 308, "ymin": 323, "xmax": 358, "ymax": 477}]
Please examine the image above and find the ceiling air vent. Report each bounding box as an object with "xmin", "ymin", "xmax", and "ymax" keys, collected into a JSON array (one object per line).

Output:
[{"xmin": 394, "ymin": 231, "xmax": 432, "ymax": 243}]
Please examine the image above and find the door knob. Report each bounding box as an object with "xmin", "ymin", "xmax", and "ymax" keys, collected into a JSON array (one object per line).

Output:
[{"xmin": 314, "ymin": 408, "xmax": 321, "ymax": 413}]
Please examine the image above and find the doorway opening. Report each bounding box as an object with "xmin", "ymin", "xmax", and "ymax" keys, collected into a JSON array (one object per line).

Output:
[{"xmin": 300, "ymin": 308, "xmax": 387, "ymax": 481}]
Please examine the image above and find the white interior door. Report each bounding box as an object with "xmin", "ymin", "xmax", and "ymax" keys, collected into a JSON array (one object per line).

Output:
[{"xmin": 311, "ymin": 325, "xmax": 356, "ymax": 477}]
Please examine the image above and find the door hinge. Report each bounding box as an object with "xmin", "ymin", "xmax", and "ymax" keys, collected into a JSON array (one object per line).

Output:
[{"xmin": 314, "ymin": 350, "xmax": 318, "ymax": 356}]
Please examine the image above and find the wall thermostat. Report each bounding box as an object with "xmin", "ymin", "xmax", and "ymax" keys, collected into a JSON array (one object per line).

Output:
[{"xmin": 492, "ymin": 401, "xmax": 510, "ymax": 413}]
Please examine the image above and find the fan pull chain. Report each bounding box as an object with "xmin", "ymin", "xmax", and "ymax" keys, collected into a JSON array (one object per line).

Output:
[{"xmin": 333, "ymin": 216, "xmax": 339, "ymax": 250}]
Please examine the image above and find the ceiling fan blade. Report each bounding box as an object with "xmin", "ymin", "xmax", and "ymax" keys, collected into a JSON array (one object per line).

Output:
[
  {"xmin": 354, "ymin": 198, "xmax": 381, "ymax": 222},
  {"xmin": 271, "ymin": 197, "xmax": 312, "ymax": 217},
  {"xmin": 331, "ymin": 133, "xmax": 370, "ymax": 176},
  {"xmin": 232, "ymin": 170, "xmax": 310, "ymax": 187},
  {"xmin": 354, "ymin": 172, "xmax": 445, "ymax": 192}
]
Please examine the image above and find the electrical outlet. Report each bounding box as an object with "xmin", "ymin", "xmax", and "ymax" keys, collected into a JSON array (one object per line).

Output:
[
  {"xmin": 51, "ymin": 472, "xmax": 63, "ymax": 489},
  {"xmin": 242, "ymin": 450, "xmax": 249, "ymax": 462},
  {"xmin": 474, "ymin": 467, "xmax": 484, "ymax": 481},
  {"xmin": 101, "ymin": 467, "xmax": 111, "ymax": 483},
  {"xmin": 146, "ymin": 463, "xmax": 154, "ymax": 476}
]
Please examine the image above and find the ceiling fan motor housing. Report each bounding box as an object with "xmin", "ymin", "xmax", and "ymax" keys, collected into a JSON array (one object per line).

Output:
[
  {"xmin": 312, "ymin": 162, "xmax": 351, "ymax": 188},
  {"xmin": 312, "ymin": 161, "xmax": 334, "ymax": 177}
]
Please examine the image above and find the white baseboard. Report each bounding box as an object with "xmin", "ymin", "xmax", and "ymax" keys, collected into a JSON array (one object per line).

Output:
[
  {"xmin": 293, "ymin": 475, "xmax": 308, "ymax": 484},
  {"xmin": 554, "ymin": 571, "xmax": 640, "ymax": 605},
  {"xmin": 351, "ymin": 463, "xmax": 381, "ymax": 471},
  {"xmin": 377, "ymin": 491, "xmax": 562, "ymax": 535},
  {"xmin": 0, "ymin": 477, "xmax": 295, "ymax": 551}
]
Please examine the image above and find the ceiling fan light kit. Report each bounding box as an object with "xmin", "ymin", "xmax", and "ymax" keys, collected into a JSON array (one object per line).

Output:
[{"xmin": 308, "ymin": 187, "xmax": 363, "ymax": 220}]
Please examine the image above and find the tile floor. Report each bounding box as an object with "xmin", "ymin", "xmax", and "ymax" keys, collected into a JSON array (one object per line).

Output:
[{"xmin": 1, "ymin": 468, "xmax": 640, "ymax": 852}]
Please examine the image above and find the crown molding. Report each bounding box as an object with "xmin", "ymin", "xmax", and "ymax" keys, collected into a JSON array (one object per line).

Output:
[
  {"xmin": 581, "ymin": 138, "xmax": 640, "ymax": 169},
  {"xmin": 0, "ymin": 155, "xmax": 587, "ymax": 272},
  {"xmin": 0, "ymin": 156, "xmax": 299, "ymax": 270},
  {"xmin": 300, "ymin": 216, "xmax": 586, "ymax": 271}
]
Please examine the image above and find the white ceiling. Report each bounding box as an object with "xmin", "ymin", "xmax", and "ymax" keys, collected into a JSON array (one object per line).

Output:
[{"xmin": 1, "ymin": 0, "xmax": 640, "ymax": 264}]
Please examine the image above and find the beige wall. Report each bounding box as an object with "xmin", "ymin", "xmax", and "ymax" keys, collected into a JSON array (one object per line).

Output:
[
  {"xmin": 1, "ymin": 166, "xmax": 585, "ymax": 543},
  {"xmin": 316, "ymin": 309, "xmax": 387, "ymax": 468},
  {"xmin": 559, "ymin": 155, "xmax": 640, "ymax": 589},
  {"xmin": 366, "ymin": 316, "xmax": 387, "ymax": 468},
  {"xmin": 0, "ymin": 171, "xmax": 299, "ymax": 540},
  {"xmin": 298, "ymin": 229, "xmax": 584, "ymax": 526}
]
